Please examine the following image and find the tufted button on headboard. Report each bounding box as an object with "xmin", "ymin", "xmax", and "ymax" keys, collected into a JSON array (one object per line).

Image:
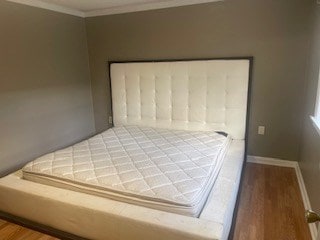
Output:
[{"xmin": 110, "ymin": 59, "xmax": 250, "ymax": 140}]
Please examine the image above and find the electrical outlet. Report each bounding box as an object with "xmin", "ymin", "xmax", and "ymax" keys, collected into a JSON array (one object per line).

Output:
[
  {"xmin": 258, "ymin": 126, "xmax": 265, "ymax": 135},
  {"xmin": 108, "ymin": 116, "xmax": 113, "ymax": 124}
]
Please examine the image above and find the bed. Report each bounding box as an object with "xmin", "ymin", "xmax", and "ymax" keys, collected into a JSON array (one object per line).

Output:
[{"xmin": 0, "ymin": 58, "xmax": 252, "ymax": 240}]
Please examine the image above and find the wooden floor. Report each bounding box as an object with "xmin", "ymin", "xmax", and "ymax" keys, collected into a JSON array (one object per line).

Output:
[
  {"xmin": 0, "ymin": 218, "xmax": 58, "ymax": 240},
  {"xmin": 0, "ymin": 163, "xmax": 312, "ymax": 240},
  {"xmin": 233, "ymin": 163, "xmax": 312, "ymax": 240}
]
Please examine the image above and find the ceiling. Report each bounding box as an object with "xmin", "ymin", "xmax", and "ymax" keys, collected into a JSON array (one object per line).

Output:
[{"xmin": 6, "ymin": 0, "xmax": 223, "ymax": 17}]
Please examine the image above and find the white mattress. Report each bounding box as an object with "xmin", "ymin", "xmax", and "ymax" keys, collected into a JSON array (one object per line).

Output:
[{"xmin": 22, "ymin": 126, "xmax": 231, "ymax": 217}]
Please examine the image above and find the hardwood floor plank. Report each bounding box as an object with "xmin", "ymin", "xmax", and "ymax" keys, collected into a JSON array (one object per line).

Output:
[
  {"xmin": 233, "ymin": 163, "xmax": 312, "ymax": 240},
  {"xmin": 8, "ymin": 227, "xmax": 34, "ymax": 240},
  {"xmin": 0, "ymin": 220, "xmax": 9, "ymax": 230},
  {"xmin": 0, "ymin": 220, "xmax": 59, "ymax": 240}
]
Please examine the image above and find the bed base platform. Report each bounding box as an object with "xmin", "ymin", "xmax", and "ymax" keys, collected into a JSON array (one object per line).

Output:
[{"xmin": 0, "ymin": 140, "xmax": 244, "ymax": 240}]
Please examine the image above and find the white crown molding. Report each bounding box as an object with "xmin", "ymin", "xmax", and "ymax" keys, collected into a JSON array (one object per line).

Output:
[
  {"xmin": 84, "ymin": 0, "xmax": 223, "ymax": 17},
  {"xmin": 7, "ymin": 0, "xmax": 85, "ymax": 17},
  {"xmin": 247, "ymin": 155, "xmax": 318, "ymax": 240},
  {"xmin": 6, "ymin": 0, "xmax": 223, "ymax": 18}
]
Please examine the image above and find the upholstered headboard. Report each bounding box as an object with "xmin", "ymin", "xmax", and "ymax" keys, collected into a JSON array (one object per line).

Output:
[{"xmin": 110, "ymin": 59, "xmax": 251, "ymax": 139}]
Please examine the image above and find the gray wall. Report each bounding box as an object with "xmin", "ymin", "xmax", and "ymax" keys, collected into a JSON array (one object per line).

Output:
[
  {"xmin": 1, "ymin": 0, "xmax": 317, "ymax": 178},
  {"xmin": 85, "ymin": 0, "xmax": 313, "ymax": 161},
  {"xmin": 0, "ymin": 2, "xmax": 95, "ymax": 176},
  {"xmin": 300, "ymin": 3, "xmax": 320, "ymax": 213}
]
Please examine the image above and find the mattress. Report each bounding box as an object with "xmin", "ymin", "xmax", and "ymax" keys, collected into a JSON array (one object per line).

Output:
[{"xmin": 22, "ymin": 125, "xmax": 231, "ymax": 217}]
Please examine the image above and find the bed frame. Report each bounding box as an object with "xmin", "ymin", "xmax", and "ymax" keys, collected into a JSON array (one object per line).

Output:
[{"xmin": 0, "ymin": 57, "xmax": 253, "ymax": 240}]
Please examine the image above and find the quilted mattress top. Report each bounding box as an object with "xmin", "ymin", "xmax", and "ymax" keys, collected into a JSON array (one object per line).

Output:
[{"xmin": 23, "ymin": 126, "xmax": 230, "ymax": 216}]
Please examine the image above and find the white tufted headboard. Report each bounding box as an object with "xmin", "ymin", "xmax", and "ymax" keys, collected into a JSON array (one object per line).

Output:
[{"xmin": 110, "ymin": 59, "xmax": 251, "ymax": 139}]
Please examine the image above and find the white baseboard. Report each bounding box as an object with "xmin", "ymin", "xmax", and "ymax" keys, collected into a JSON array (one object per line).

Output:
[
  {"xmin": 247, "ymin": 156, "xmax": 318, "ymax": 240},
  {"xmin": 247, "ymin": 155, "xmax": 297, "ymax": 167}
]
